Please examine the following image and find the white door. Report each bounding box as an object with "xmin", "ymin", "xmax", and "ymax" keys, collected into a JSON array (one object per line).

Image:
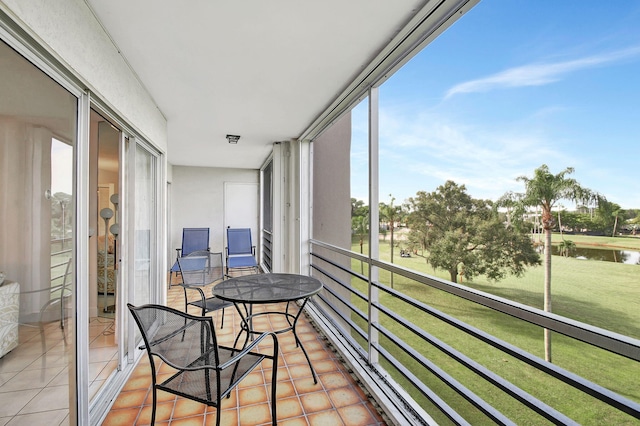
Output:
[{"xmin": 224, "ymin": 182, "xmax": 259, "ymax": 254}]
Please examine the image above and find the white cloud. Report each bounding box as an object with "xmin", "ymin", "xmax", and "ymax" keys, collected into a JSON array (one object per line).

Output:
[
  {"xmin": 376, "ymin": 108, "xmax": 568, "ymax": 202},
  {"xmin": 444, "ymin": 46, "xmax": 640, "ymax": 99}
]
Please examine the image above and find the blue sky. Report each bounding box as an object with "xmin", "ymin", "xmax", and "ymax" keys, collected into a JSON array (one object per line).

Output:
[{"xmin": 351, "ymin": 1, "xmax": 640, "ymax": 209}]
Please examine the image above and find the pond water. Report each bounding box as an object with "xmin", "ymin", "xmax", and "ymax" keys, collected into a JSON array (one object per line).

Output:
[{"xmin": 551, "ymin": 246, "xmax": 640, "ymax": 265}]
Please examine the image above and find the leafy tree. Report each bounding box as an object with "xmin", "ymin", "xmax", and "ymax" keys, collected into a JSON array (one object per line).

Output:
[
  {"xmin": 512, "ymin": 164, "xmax": 597, "ymax": 362},
  {"xmin": 407, "ymin": 181, "xmax": 540, "ymax": 284},
  {"xmin": 595, "ymin": 196, "xmax": 624, "ymax": 237}
]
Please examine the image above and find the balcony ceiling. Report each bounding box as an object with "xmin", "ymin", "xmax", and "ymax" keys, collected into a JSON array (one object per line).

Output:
[{"xmin": 85, "ymin": 0, "xmax": 428, "ymax": 169}]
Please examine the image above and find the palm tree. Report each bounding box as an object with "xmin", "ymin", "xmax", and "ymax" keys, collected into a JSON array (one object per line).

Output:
[
  {"xmin": 379, "ymin": 195, "xmax": 403, "ymax": 288},
  {"xmin": 611, "ymin": 205, "xmax": 624, "ymax": 237},
  {"xmin": 516, "ymin": 165, "xmax": 597, "ymax": 362},
  {"xmin": 558, "ymin": 239, "xmax": 576, "ymax": 257}
]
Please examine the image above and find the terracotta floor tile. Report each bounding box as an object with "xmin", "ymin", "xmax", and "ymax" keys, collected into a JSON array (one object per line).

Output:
[
  {"xmin": 313, "ymin": 359, "xmax": 339, "ymax": 374},
  {"xmin": 283, "ymin": 351, "xmax": 308, "ymax": 365},
  {"xmin": 273, "ymin": 380, "xmax": 296, "ymax": 398},
  {"xmin": 137, "ymin": 400, "xmax": 174, "ymax": 424},
  {"xmin": 238, "ymin": 402, "xmax": 273, "ymax": 425},
  {"xmin": 121, "ymin": 375, "xmax": 152, "ymax": 391},
  {"xmin": 328, "ymin": 387, "xmax": 362, "ymax": 408},
  {"xmin": 237, "ymin": 371, "xmax": 264, "ymax": 388},
  {"xmin": 144, "ymin": 388, "xmax": 177, "ymax": 405},
  {"xmin": 307, "ymin": 409, "xmax": 344, "ymax": 426},
  {"xmin": 300, "ymin": 391, "xmax": 333, "ymax": 413},
  {"xmin": 276, "ymin": 366, "xmax": 291, "ymax": 381},
  {"xmin": 293, "ymin": 376, "xmax": 323, "ymax": 394},
  {"xmin": 289, "ymin": 364, "xmax": 314, "ymax": 380},
  {"xmin": 238, "ymin": 385, "xmax": 268, "ymax": 406},
  {"xmin": 275, "ymin": 396, "xmax": 304, "ymax": 420},
  {"xmin": 101, "ymin": 407, "xmax": 139, "ymax": 425},
  {"xmin": 169, "ymin": 415, "xmax": 206, "ymax": 426},
  {"xmin": 301, "ymin": 340, "xmax": 324, "ymax": 352},
  {"xmin": 319, "ymin": 372, "xmax": 350, "ymax": 390},
  {"xmin": 204, "ymin": 408, "xmax": 238, "ymax": 426},
  {"xmin": 111, "ymin": 389, "xmax": 148, "ymax": 409},
  {"xmin": 279, "ymin": 417, "xmax": 309, "ymax": 426},
  {"xmin": 173, "ymin": 397, "xmax": 207, "ymax": 418},
  {"xmin": 338, "ymin": 404, "xmax": 379, "ymax": 426},
  {"xmin": 214, "ymin": 389, "xmax": 238, "ymax": 409},
  {"xmin": 307, "ymin": 349, "xmax": 333, "ymax": 361}
]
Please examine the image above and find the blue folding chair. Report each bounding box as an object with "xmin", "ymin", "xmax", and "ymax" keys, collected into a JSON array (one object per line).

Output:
[
  {"xmin": 170, "ymin": 228, "xmax": 210, "ymax": 282},
  {"xmin": 225, "ymin": 227, "xmax": 258, "ymax": 276}
]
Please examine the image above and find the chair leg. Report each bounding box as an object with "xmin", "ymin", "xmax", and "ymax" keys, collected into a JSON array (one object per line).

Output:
[
  {"xmin": 183, "ymin": 288, "xmax": 189, "ymax": 312},
  {"xmin": 270, "ymin": 335, "xmax": 279, "ymax": 425},
  {"xmin": 151, "ymin": 386, "xmax": 157, "ymax": 425}
]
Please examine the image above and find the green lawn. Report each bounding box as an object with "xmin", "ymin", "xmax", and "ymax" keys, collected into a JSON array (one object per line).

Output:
[{"xmin": 349, "ymin": 235, "xmax": 640, "ymax": 425}]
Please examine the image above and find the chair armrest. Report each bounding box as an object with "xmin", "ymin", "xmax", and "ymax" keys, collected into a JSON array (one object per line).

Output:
[{"xmin": 218, "ymin": 331, "xmax": 279, "ymax": 370}]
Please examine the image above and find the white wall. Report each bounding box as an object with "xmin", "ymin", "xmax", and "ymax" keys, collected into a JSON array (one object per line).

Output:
[
  {"xmin": 1, "ymin": 0, "xmax": 167, "ymax": 150},
  {"xmin": 171, "ymin": 166, "xmax": 259, "ymax": 256}
]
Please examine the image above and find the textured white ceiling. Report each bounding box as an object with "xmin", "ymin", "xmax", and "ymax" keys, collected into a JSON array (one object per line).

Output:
[{"xmin": 85, "ymin": 0, "xmax": 427, "ymax": 169}]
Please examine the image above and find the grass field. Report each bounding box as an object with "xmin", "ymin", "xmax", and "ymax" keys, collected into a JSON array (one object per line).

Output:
[{"xmin": 349, "ymin": 234, "xmax": 640, "ymax": 425}]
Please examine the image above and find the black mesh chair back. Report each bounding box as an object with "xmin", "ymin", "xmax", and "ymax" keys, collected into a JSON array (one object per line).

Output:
[
  {"xmin": 128, "ymin": 303, "xmax": 278, "ymax": 425},
  {"xmin": 177, "ymin": 250, "xmax": 232, "ymax": 327}
]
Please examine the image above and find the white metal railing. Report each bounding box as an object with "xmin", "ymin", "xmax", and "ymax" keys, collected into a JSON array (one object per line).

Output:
[{"xmin": 308, "ymin": 239, "xmax": 640, "ymax": 425}]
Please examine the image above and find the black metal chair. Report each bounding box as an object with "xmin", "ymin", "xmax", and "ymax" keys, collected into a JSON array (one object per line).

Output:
[
  {"xmin": 128, "ymin": 303, "xmax": 279, "ymax": 426},
  {"xmin": 177, "ymin": 250, "xmax": 232, "ymax": 328}
]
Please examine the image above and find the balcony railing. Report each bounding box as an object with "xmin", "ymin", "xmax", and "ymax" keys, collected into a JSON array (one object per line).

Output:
[
  {"xmin": 308, "ymin": 239, "xmax": 640, "ymax": 425},
  {"xmin": 51, "ymin": 237, "xmax": 73, "ymax": 287}
]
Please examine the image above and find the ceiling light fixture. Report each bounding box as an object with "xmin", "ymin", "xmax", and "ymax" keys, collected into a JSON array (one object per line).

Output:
[{"xmin": 226, "ymin": 134, "xmax": 240, "ymax": 144}]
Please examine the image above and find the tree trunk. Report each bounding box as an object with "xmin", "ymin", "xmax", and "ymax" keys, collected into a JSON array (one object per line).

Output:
[
  {"xmin": 544, "ymin": 227, "xmax": 552, "ymax": 363},
  {"xmin": 360, "ymin": 238, "xmax": 364, "ymax": 274},
  {"xmin": 558, "ymin": 211, "xmax": 564, "ymax": 241},
  {"xmin": 449, "ymin": 269, "xmax": 458, "ymax": 283},
  {"xmin": 612, "ymin": 215, "xmax": 618, "ymax": 237},
  {"xmin": 390, "ymin": 223, "xmax": 394, "ymax": 288}
]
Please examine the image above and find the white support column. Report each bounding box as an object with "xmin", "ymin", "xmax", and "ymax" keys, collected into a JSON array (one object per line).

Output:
[
  {"xmin": 299, "ymin": 139, "xmax": 312, "ymax": 275},
  {"xmin": 76, "ymin": 91, "xmax": 91, "ymax": 426},
  {"xmin": 368, "ymin": 87, "xmax": 380, "ymax": 366},
  {"xmin": 271, "ymin": 142, "xmax": 283, "ymax": 272}
]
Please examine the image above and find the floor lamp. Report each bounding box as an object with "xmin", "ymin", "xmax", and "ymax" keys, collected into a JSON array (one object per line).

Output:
[
  {"xmin": 100, "ymin": 207, "xmax": 115, "ymax": 313},
  {"xmin": 109, "ymin": 194, "xmax": 119, "ymax": 313}
]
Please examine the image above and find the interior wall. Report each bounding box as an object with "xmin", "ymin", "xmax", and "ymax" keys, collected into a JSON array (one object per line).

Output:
[
  {"xmin": 1, "ymin": 0, "xmax": 168, "ymax": 150},
  {"xmin": 170, "ymin": 166, "xmax": 259, "ymax": 257}
]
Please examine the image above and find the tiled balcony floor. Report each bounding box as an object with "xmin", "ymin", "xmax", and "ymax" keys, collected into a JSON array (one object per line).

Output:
[{"xmin": 102, "ymin": 282, "xmax": 388, "ymax": 425}]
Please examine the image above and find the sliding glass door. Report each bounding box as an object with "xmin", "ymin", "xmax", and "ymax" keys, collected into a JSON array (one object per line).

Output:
[{"xmin": 0, "ymin": 39, "xmax": 78, "ymax": 424}]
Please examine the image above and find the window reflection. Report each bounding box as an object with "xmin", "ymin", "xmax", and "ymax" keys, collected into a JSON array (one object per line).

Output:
[{"xmin": 0, "ymin": 39, "xmax": 77, "ymax": 423}]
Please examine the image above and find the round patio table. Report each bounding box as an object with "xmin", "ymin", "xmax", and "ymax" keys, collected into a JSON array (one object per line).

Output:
[{"xmin": 212, "ymin": 273, "xmax": 323, "ymax": 383}]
